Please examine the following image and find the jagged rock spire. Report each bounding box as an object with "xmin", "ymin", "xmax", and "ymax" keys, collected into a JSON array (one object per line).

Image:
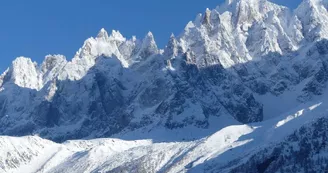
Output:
[
  {"xmin": 109, "ymin": 30, "xmax": 126, "ymax": 43},
  {"xmin": 202, "ymin": 8, "xmax": 212, "ymax": 25},
  {"xmin": 137, "ymin": 32, "xmax": 158, "ymax": 59},
  {"xmin": 9, "ymin": 57, "xmax": 40, "ymax": 90},
  {"xmin": 164, "ymin": 33, "xmax": 179, "ymax": 58},
  {"xmin": 142, "ymin": 32, "xmax": 157, "ymax": 49},
  {"xmin": 97, "ymin": 28, "xmax": 109, "ymax": 40},
  {"xmin": 41, "ymin": 55, "xmax": 67, "ymax": 73}
]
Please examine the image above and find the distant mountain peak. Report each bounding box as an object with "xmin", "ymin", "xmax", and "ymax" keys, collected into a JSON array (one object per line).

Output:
[
  {"xmin": 9, "ymin": 57, "xmax": 40, "ymax": 89},
  {"xmin": 109, "ymin": 30, "xmax": 126, "ymax": 43},
  {"xmin": 97, "ymin": 28, "xmax": 109, "ymax": 40},
  {"xmin": 135, "ymin": 31, "xmax": 158, "ymax": 59}
]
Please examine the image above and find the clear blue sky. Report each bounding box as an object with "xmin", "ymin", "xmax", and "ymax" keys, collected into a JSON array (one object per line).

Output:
[{"xmin": 0, "ymin": 0, "xmax": 301, "ymax": 72}]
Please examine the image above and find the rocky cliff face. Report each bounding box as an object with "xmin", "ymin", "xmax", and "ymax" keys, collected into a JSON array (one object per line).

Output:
[{"xmin": 1, "ymin": 0, "xmax": 328, "ymax": 142}]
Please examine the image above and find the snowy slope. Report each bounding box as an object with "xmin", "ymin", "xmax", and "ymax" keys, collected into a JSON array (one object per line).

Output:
[{"xmin": 1, "ymin": 98, "xmax": 328, "ymax": 173}]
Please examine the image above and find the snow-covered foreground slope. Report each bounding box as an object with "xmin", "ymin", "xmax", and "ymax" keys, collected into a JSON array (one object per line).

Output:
[{"xmin": 1, "ymin": 98, "xmax": 328, "ymax": 173}]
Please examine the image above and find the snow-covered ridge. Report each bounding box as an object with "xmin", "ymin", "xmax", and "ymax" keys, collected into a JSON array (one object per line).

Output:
[
  {"xmin": 1, "ymin": 98, "xmax": 328, "ymax": 173},
  {"xmin": 1, "ymin": 0, "xmax": 327, "ymax": 89},
  {"xmin": 0, "ymin": 29, "xmax": 158, "ymax": 90}
]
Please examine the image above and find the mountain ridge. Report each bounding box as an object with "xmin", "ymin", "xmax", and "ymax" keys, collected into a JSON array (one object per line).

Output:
[{"xmin": 1, "ymin": 0, "xmax": 328, "ymax": 141}]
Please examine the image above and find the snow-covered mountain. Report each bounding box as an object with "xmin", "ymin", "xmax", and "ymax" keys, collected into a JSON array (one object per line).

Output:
[{"xmin": 1, "ymin": 0, "xmax": 328, "ymax": 172}]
